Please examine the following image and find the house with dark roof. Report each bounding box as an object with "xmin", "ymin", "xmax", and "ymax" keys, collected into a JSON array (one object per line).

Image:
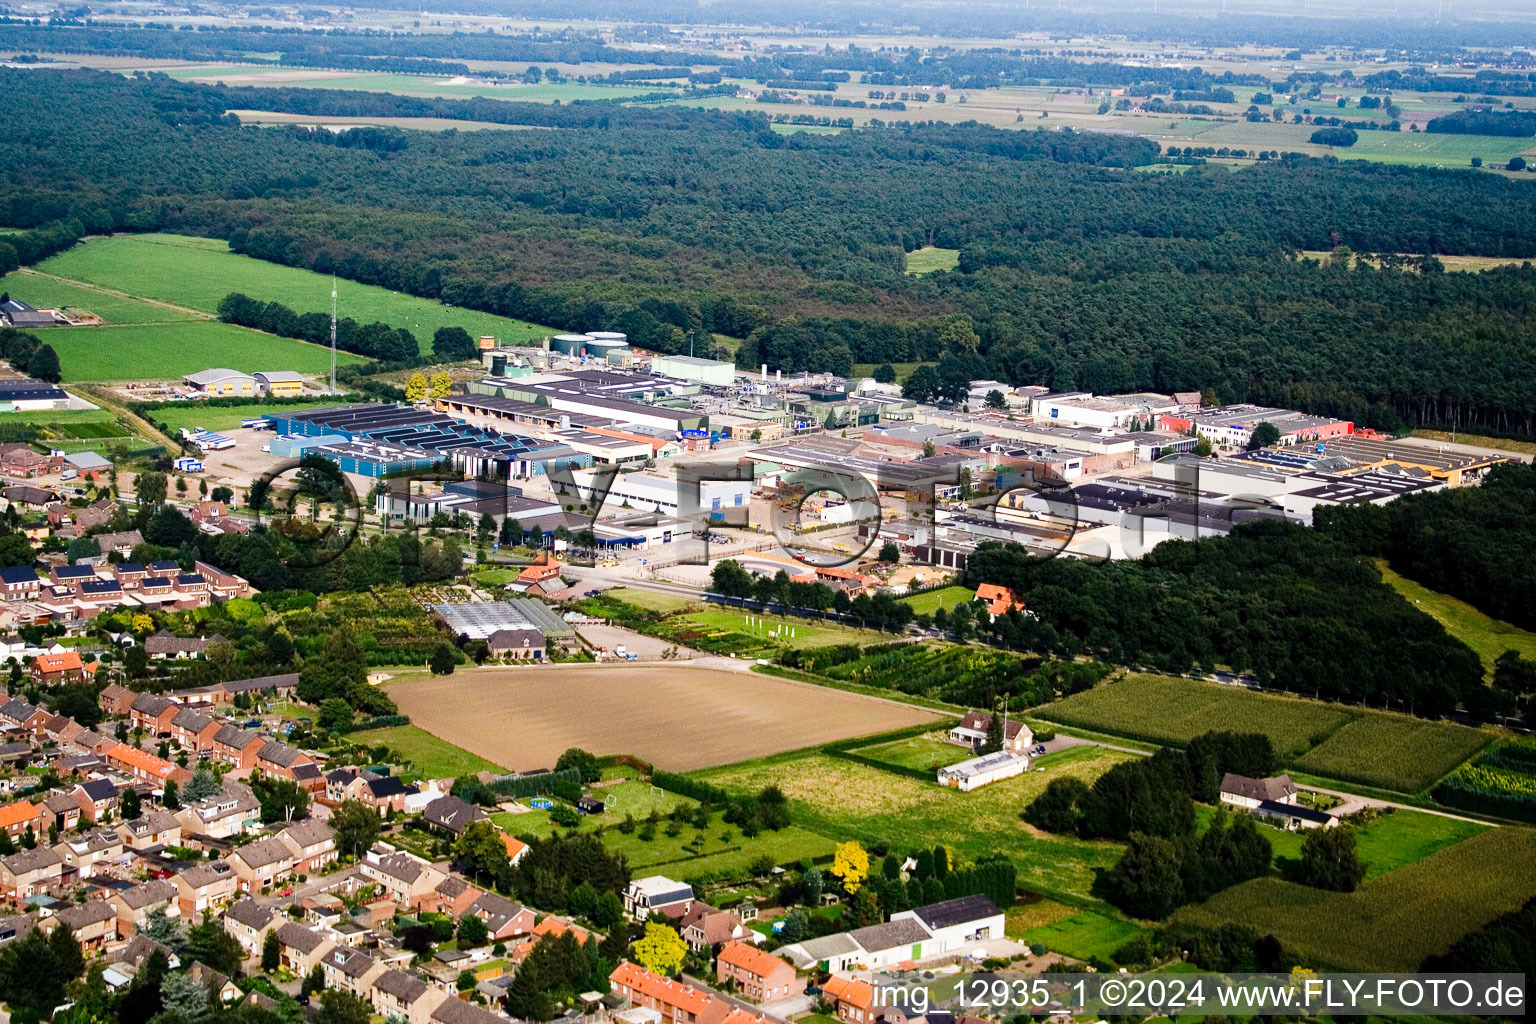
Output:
[
  {"xmin": 228, "ymin": 837, "xmax": 296, "ymax": 892},
  {"xmin": 0, "ymin": 845, "xmax": 63, "ymax": 898},
  {"xmin": 143, "ymin": 631, "xmax": 221, "ymax": 660},
  {"xmin": 274, "ymin": 921, "xmax": 336, "ymax": 975},
  {"xmin": 256, "ymin": 740, "xmax": 313, "ymax": 779},
  {"xmin": 173, "ymin": 861, "xmax": 238, "ymax": 918},
  {"xmin": 421, "ymin": 795, "xmax": 486, "ymax": 836},
  {"xmin": 464, "ymin": 891, "xmax": 534, "ymax": 941},
  {"xmin": 350, "ymin": 774, "xmax": 416, "ymax": 815},
  {"xmin": 1253, "ymin": 799, "xmax": 1338, "ymax": 831},
  {"xmin": 129, "ymin": 693, "xmax": 181, "ymax": 735},
  {"xmin": 370, "ymin": 968, "xmax": 448, "ymax": 1024},
  {"xmin": 1219, "ymin": 773, "xmax": 1298, "ymax": 810},
  {"xmin": 48, "ymin": 899, "xmax": 120, "ymax": 952},
  {"xmin": 0, "ymin": 566, "xmax": 41, "ymax": 602},
  {"xmin": 223, "ymin": 898, "xmax": 278, "ymax": 952},
  {"xmin": 277, "ymin": 819, "xmax": 336, "ymax": 873},
  {"xmin": 209, "ymin": 724, "xmax": 265, "ymax": 769},
  {"xmin": 624, "ymin": 876, "xmax": 694, "ymax": 920},
  {"xmin": 107, "ymin": 879, "xmax": 178, "ymax": 937},
  {"xmin": 359, "ymin": 846, "xmax": 445, "ymax": 906},
  {"xmin": 945, "ymin": 711, "xmax": 1032, "ymax": 756},
  {"xmin": 72, "ymin": 777, "xmax": 119, "ymax": 822}
]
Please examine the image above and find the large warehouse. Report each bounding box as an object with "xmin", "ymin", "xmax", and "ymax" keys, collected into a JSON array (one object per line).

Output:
[{"xmin": 0, "ymin": 378, "xmax": 70, "ymax": 412}]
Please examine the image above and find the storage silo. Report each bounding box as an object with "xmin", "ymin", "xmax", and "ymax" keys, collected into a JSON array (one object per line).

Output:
[
  {"xmin": 551, "ymin": 333, "xmax": 592, "ymax": 357},
  {"xmin": 584, "ymin": 332, "xmax": 630, "ymax": 362}
]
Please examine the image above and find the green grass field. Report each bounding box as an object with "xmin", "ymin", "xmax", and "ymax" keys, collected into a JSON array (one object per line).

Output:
[
  {"xmin": 40, "ymin": 321, "xmax": 358, "ymax": 382},
  {"xmin": 0, "ymin": 271, "xmax": 200, "ymax": 325},
  {"xmin": 851, "ymin": 361, "xmax": 932, "ymax": 383},
  {"xmin": 35, "ymin": 234, "xmax": 553, "ymax": 352},
  {"xmin": 1022, "ymin": 911, "xmax": 1148, "ymax": 962},
  {"xmin": 769, "ymin": 123, "xmax": 846, "ymax": 136},
  {"xmin": 1377, "ymin": 562, "xmax": 1536, "ymax": 674},
  {"xmin": 671, "ymin": 607, "xmax": 887, "ymax": 658},
  {"xmin": 697, "ymin": 744, "xmax": 1138, "ymax": 903},
  {"xmin": 1040, "ymin": 674, "xmax": 1489, "ymax": 793},
  {"xmin": 348, "ymin": 723, "xmax": 506, "ymax": 778},
  {"xmin": 905, "ymin": 247, "xmax": 961, "ymax": 274},
  {"xmin": 1338, "ymin": 131, "xmax": 1536, "ymax": 168},
  {"xmin": 603, "ymin": 811, "xmax": 836, "ymax": 881},
  {"xmin": 1196, "ymin": 805, "xmax": 1483, "ymax": 879},
  {"xmin": 850, "ymin": 734, "xmax": 970, "ymax": 772},
  {"xmin": 1177, "ymin": 826, "xmax": 1536, "ymax": 970},
  {"xmin": 601, "ymin": 587, "xmax": 698, "ymax": 614},
  {"xmin": 900, "ymin": 586, "xmax": 975, "ymax": 615},
  {"xmin": 147, "ymin": 401, "xmax": 336, "ymax": 434}
]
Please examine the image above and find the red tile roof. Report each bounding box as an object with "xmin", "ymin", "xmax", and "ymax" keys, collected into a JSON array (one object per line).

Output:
[{"xmin": 716, "ymin": 941, "xmax": 788, "ymax": 979}]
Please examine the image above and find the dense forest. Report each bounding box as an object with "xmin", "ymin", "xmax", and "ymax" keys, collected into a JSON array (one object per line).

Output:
[
  {"xmin": 962, "ymin": 519, "xmax": 1489, "ymax": 721},
  {"xmin": 4, "ymin": 69, "xmax": 1536, "ymax": 435}
]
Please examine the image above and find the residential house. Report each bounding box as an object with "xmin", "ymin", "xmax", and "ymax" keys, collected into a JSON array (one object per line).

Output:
[
  {"xmin": 41, "ymin": 714, "xmax": 84, "ymax": 745},
  {"xmin": 176, "ymin": 781, "xmax": 260, "ymax": 841},
  {"xmin": 255, "ymin": 740, "xmax": 313, "ymax": 780},
  {"xmin": 42, "ymin": 791, "xmax": 81, "ymax": 833},
  {"xmin": 371, "ymin": 969, "xmax": 449, "ymax": 1024},
  {"xmin": 1218, "ymin": 773, "xmax": 1298, "ymax": 809},
  {"xmin": 0, "ymin": 845, "xmax": 63, "ymax": 898},
  {"xmin": 609, "ymin": 962, "xmax": 730, "ymax": 1024},
  {"xmin": 29, "ymin": 650, "xmax": 92, "ymax": 685},
  {"xmin": 321, "ymin": 945, "xmax": 385, "ymax": 996},
  {"xmin": 465, "ymin": 891, "xmax": 535, "ymax": 942},
  {"xmin": 417, "ymin": 876, "xmax": 482, "ymax": 919},
  {"xmin": 172, "ymin": 861, "xmax": 239, "ymax": 918},
  {"xmin": 55, "ymin": 828, "xmax": 125, "ymax": 879},
  {"xmin": 223, "ymin": 898, "xmax": 277, "ymax": 953},
  {"xmin": 0, "ymin": 800, "xmax": 42, "ymax": 840},
  {"xmin": 715, "ymin": 942, "xmax": 796, "ymax": 1003},
  {"xmin": 217, "ymin": 673, "xmax": 298, "ymax": 704},
  {"xmin": 93, "ymin": 530, "xmax": 143, "ymax": 558},
  {"xmin": 109, "ymin": 880, "xmax": 179, "ymax": 937},
  {"xmin": 431, "ymin": 996, "xmax": 509, "ymax": 1024},
  {"xmin": 104, "ymin": 743, "xmax": 191, "ymax": 787},
  {"xmin": 352, "ymin": 774, "xmax": 416, "ymax": 815},
  {"xmin": 274, "ymin": 921, "xmax": 336, "ymax": 976},
  {"xmin": 624, "ymin": 876, "xmax": 694, "ymax": 920},
  {"xmin": 843, "ymin": 918, "xmax": 933, "ymax": 969},
  {"xmin": 421, "ymin": 795, "xmax": 486, "ymax": 837},
  {"xmin": 0, "ymin": 698, "xmax": 49, "ymax": 735},
  {"xmin": 49, "ymin": 899, "xmax": 120, "ymax": 952},
  {"xmin": 821, "ymin": 976, "xmax": 876, "ymax": 1024},
  {"xmin": 168, "ymin": 708, "xmax": 221, "ymax": 753},
  {"xmin": 277, "ymin": 819, "xmax": 337, "ymax": 874},
  {"xmin": 679, "ymin": 904, "xmax": 755, "ymax": 952},
  {"xmin": 500, "ymin": 833, "xmax": 529, "ymax": 867},
  {"xmin": 359, "ymin": 846, "xmax": 446, "ymax": 907},
  {"xmin": 973, "ymin": 583, "xmax": 1025, "ymax": 620},
  {"xmin": 144, "ymin": 632, "xmax": 221, "ymax": 661},
  {"xmin": 72, "ymin": 778, "xmax": 119, "ymax": 822},
  {"xmin": 184, "ymin": 962, "xmax": 242, "ymax": 1005},
  {"xmin": 209, "ymin": 724, "xmax": 265, "ymax": 769},
  {"xmin": 117, "ymin": 809, "xmax": 182, "ymax": 851},
  {"xmin": 0, "ymin": 567, "xmax": 41, "ymax": 602},
  {"xmin": 486, "ymin": 628, "xmax": 545, "ymax": 660},
  {"xmin": 129, "ymin": 694, "xmax": 181, "ymax": 736},
  {"xmin": 513, "ymin": 915, "xmax": 591, "ymax": 959},
  {"xmin": 945, "ymin": 711, "xmax": 1032, "ymax": 756},
  {"xmin": 227, "ymin": 837, "xmax": 296, "ymax": 892},
  {"xmin": 99, "ymin": 683, "xmax": 137, "ymax": 718}
]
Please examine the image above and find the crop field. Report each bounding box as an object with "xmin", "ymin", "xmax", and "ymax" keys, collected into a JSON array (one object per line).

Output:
[
  {"xmin": 1376, "ymin": 562, "xmax": 1536, "ymax": 672},
  {"xmin": 36, "ymin": 234, "xmax": 553, "ymax": 352},
  {"xmin": 347, "ymin": 723, "xmax": 506, "ymax": 779},
  {"xmin": 663, "ymin": 607, "xmax": 888, "ymax": 658},
  {"xmin": 1038, "ymin": 673, "xmax": 1490, "ymax": 792},
  {"xmin": 1433, "ymin": 742, "xmax": 1536, "ymax": 822},
  {"xmin": 1176, "ymin": 826, "xmax": 1536, "ymax": 970},
  {"xmin": 1022, "ymin": 911, "xmax": 1148, "ymax": 963},
  {"xmin": 1038, "ymin": 674, "xmax": 1354, "ymax": 758},
  {"xmin": 175, "ymin": 66, "xmax": 677, "ymax": 104},
  {"xmin": 602, "ymin": 810, "xmax": 836, "ymax": 882},
  {"xmin": 696, "ymin": 744, "xmax": 1139, "ymax": 902},
  {"xmin": 905, "ymin": 247, "xmax": 961, "ymax": 274},
  {"xmin": 900, "ymin": 586, "xmax": 975, "ymax": 615},
  {"xmin": 40, "ymin": 321, "xmax": 355, "ymax": 382},
  {"xmin": 599, "ymin": 588, "xmax": 698, "ymax": 614},
  {"xmin": 388, "ymin": 664, "xmax": 938, "ymax": 773},
  {"xmin": 1290, "ymin": 715, "xmax": 1489, "ymax": 792},
  {"xmin": 1337, "ymin": 131, "xmax": 1536, "ymax": 167}
]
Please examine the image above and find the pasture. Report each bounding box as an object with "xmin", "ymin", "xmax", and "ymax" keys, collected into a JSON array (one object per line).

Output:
[
  {"xmin": 387, "ymin": 663, "xmax": 938, "ymax": 773},
  {"xmin": 696, "ymin": 744, "xmax": 1138, "ymax": 902},
  {"xmin": 1177, "ymin": 826, "xmax": 1536, "ymax": 970},
  {"xmin": 599, "ymin": 587, "xmax": 698, "ymax": 614},
  {"xmin": 1037, "ymin": 673, "xmax": 1489, "ymax": 792},
  {"xmin": 1021, "ymin": 911, "xmax": 1148, "ymax": 963},
  {"xmin": 851, "ymin": 733, "xmax": 971, "ymax": 773},
  {"xmin": 1195, "ymin": 804, "xmax": 1484, "ymax": 879},
  {"xmin": 905, "ymin": 247, "xmax": 961, "ymax": 274},
  {"xmin": 36, "ymin": 234, "xmax": 553, "ymax": 353},
  {"xmin": 665, "ymin": 607, "xmax": 888, "ymax": 658},
  {"xmin": 900, "ymin": 585, "xmax": 975, "ymax": 615},
  {"xmin": 1376, "ymin": 562, "xmax": 1536, "ymax": 673},
  {"xmin": 347, "ymin": 722, "xmax": 506, "ymax": 779},
  {"xmin": 39, "ymin": 322, "xmax": 354, "ymax": 382},
  {"xmin": 0, "ymin": 271, "xmax": 198, "ymax": 324}
]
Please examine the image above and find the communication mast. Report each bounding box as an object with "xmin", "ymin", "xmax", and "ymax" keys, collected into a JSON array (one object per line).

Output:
[{"xmin": 329, "ymin": 276, "xmax": 338, "ymax": 394}]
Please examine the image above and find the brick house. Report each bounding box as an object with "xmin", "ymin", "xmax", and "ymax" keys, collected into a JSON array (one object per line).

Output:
[
  {"xmin": 173, "ymin": 861, "xmax": 239, "ymax": 917},
  {"xmin": 227, "ymin": 837, "xmax": 296, "ymax": 892},
  {"xmin": 821, "ymin": 977, "xmax": 875, "ymax": 1024},
  {"xmin": 609, "ymin": 962, "xmax": 730, "ymax": 1024},
  {"xmin": 277, "ymin": 820, "xmax": 337, "ymax": 875},
  {"xmin": 715, "ymin": 942, "xmax": 796, "ymax": 1003},
  {"xmin": 0, "ymin": 846, "xmax": 63, "ymax": 898},
  {"xmin": 109, "ymin": 879, "xmax": 179, "ymax": 936}
]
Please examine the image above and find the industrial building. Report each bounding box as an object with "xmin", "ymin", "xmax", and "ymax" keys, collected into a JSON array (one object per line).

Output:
[
  {"xmin": 184, "ymin": 369, "xmax": 256, "ymax": 397},
  {"xmin": 650, "ymin": 355, "xmax": 736, "ymax": 388},
  {"xmin": 253, "ymin": 371, "xmax": 305, "ymax": 397},
  {"xmin": 558, "ymin": 469, "xmax": 750, "ymax": 519},
  {"xmin": 1159, "ymin": 404, "xmax": 1354, "ymax": 448},
  {"xmin": 0, "ymin": 379, "xmax": 69, "ymax": 412}
]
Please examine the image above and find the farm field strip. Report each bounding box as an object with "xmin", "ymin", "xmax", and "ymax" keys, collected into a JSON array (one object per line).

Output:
[
  {"xmin": 35, "ymin": 234, "xmax": 555, "ymax": 353},
  {"xmin": 1037, "ymin": 673, "xmax": 1490, "ymax": 793},
  {"xmin": 348, "ymin": 722, "xmax": 507, "ymax": 779},
  {"xmin": 1375, "ymin": 562, "xmax": 1536, "ymax": 671},
  {"xmin": 38, "ymin": 321, "xmax": 360, "ymax": 382},
  {"xmin": 386, "ymin": 664, "xmax": 939, "ymax": 773}
]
